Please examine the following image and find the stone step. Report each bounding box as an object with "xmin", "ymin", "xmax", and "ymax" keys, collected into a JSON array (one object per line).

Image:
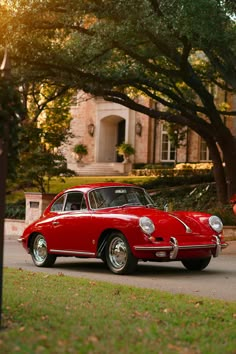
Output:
[{"xmin": 68, "ymin": 162, "xmax": 125, "ymax": 176}]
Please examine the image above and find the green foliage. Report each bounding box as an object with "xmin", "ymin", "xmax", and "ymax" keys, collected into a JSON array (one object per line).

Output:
[
  {"xmin": 1, "ymin": 0, "xmax": 236, "ymax": 202},
  {"xmin": 116, "ymin": 142, "xmax": 135, "ymax": 160},
  {"xmin": 24, "ymin": 84, "xmax": 73, "ymax": 148},
  {"xmin": 13, "ymin": 84, "xmax": 75, "ymax": 193},
  {"xmin": 73, "ymin": 143, "xmax": 88, "ymax": 162},
  {"xmin": 151, "ymin": 182, "xmax": 236, "ymax": 225},
  {"xmin": 39, "ymin": 94, "xmax": 73, "ymax": 147},
  {"xmin": 17, "ymin": 148, "xmax": 75, "ymax": 194},
  {"xmin": 133, "ymin": 163, "xmax": 175, "ymax": 169},
  {"xmin": 132, "ymin": 167, "xmax": 214, "ymax": 180},
  {"xmin": 0, "ymin": 77, "xmax": 24, "ymax": 179},
  {"xmin": 5, "ymin": 200, "xmax": 25, "ymax": 219}
]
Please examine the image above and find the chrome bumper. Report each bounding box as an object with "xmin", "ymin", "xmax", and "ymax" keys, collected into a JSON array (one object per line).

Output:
[{"xmin": 134, "ymin": 236, "xmax": 228, "ymax": 260}]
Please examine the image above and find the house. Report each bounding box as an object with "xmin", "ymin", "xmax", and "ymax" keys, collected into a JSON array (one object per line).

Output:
[{"xmin": 62, "ymin": 90, "xmax": 236, "ymax": 176}]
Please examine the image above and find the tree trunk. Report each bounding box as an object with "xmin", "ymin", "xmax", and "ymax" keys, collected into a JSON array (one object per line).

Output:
[
  {"xmin": 206, "ymin": 138, "xmax": 228, "ymax": 205},
  {"xmin": 217, "ymin": 130, "xmax": 236, "ymax": 200}
]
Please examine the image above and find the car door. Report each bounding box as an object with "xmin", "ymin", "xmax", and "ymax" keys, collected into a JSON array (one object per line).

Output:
[{"xmin": 49, "ymin": 192, "xmax": 95, "ymax": 255}]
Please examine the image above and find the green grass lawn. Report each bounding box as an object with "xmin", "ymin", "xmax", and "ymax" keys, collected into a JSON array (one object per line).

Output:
[{"xmin": 1, "ymin": 268, "xmax": 236, "ymax": 354}]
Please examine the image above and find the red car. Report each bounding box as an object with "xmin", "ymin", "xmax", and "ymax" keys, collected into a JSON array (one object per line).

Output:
[
  {"xmin": 18, "ymin": 182, "xmax": 228, "ymax": 275},
  {"xmin": 230, "ymin": 194, "xmax": 236, "ymax": 216}
]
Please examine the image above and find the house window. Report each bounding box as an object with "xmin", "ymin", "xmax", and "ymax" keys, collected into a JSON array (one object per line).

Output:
[
  {"xmin": 161, "ymin": 127, "xmax": 176, "ymax": 161},
  {"xmin": 200, "ymin": 138, "xmax": 210, "ymax": 161}
]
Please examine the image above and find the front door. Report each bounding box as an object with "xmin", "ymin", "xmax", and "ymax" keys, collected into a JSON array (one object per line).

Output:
[
  {"xmin": 49, "ymin": 192, "xmax": 95, "ymax": 255},
  {"xmin": 117, "ymin": 120, "xmax": 125, "ymax": 162}
]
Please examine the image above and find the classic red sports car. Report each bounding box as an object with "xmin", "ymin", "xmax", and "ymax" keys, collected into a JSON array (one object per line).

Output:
[{"xmin": 18, "ymin": 182, "xmax": 228, "ymax": 275}]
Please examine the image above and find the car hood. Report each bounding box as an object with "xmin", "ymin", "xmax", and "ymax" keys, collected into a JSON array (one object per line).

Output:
[{"xmin": 105, "ymin": 206, "xmax": 212, "ymax": 237}]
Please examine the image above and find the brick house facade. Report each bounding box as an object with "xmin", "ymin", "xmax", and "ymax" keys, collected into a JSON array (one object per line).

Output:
[{"xmin": 61, "ymin": 91, "xmax": 236, "ymax": 175}]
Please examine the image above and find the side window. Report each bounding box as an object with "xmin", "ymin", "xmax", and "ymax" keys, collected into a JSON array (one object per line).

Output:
[
  {"xmin": 50, "ymin": 195, "xmax": 66, "ymax": 212},
  {"xmin": 80, "ymin": 197, "xmax": 87, "ymax": 210},
  {"xmin": 89, "ymin": 190, "xmax": 106, "ymax": 209},
  {"xmin": 64, "ymin": 192, "xmax": 87, "ymax": 211}
]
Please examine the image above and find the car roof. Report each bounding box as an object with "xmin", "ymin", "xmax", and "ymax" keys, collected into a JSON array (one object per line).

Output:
[{"xmin": 64, "ymin": 182, "xmax": 137, "ymax": 194}]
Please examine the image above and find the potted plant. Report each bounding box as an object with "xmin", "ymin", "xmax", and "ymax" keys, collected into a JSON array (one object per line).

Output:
[
  {"xmin": 116, "ymin": 142, "xmax": 135, "ymax": 163},
  {"xmin": 73, "ymin": 144, "xmax": 88, "ymax": 163}
]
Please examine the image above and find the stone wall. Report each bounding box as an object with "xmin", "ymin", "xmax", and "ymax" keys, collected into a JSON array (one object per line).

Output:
[{"xmin": 4, "ymin": 219, "xmax": 25, "ymax": 239}]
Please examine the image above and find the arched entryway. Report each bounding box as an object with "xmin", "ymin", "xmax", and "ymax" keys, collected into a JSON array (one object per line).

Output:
[{"xmin": 97, "ymin": 115, "xmax": 126, "ymax": 162}]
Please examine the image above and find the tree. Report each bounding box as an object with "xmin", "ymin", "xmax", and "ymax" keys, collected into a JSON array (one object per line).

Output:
[
  {"xmin": 16, "ymin": 83, "xmax": 75, "ymax": 193},
  {"xmin": 1, "ymin": 0, "xmax": 236, "ymax": 203},
  {"xmin": 0, "ymin": 49, "xmax": 24, "ymax": 328},
  {"xmin": 0, "ymin": 67, "xmax": 24, "ymax": 179}
]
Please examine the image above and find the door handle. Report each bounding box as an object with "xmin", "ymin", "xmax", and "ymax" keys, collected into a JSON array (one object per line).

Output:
[{"xmin": 52, "ymin": 221, "xmax": 60, "ymax": 226}]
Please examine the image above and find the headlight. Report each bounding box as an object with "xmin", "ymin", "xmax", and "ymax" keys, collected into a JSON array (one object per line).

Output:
[
  {"xmin": 209, "ymin": 215, "xmax": 223, "ymax": 233},
  {"xmin": 139, "ymin": 217, "xmax": 155, "ymax": 235}
]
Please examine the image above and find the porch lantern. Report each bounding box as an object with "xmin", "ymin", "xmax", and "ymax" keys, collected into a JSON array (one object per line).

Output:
[
  {"xmin": 135, "ymin": 122, "xmax": 142, "ymax": 136},
  {"xmin": 88, "ymin": 123, "xmax": 95, "ymax": 137}
]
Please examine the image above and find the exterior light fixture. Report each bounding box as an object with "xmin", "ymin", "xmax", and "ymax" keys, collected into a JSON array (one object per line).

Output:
[
  {"xmin": 135, "ymin": 122, "xmax": 142, "ymax": 136},
  {"xmin": 88, "ymin": 123, "xmax": 95, "ymax": 137}
]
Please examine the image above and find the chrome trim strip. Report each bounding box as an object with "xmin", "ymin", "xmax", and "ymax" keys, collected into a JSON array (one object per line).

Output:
[
  {"xmin": 177, "ymin": 244, "xmax": 217, "ymax": 249},
  {"xmin": 134, "ymin": 246, "xmax": 173, "ymax": 251},
  {"xmin": 169, "ymin": 214, "xmax": 192, "ymax": 233},
  {"xmin": 170, "ymin": 237, "xmax": 178, "ymax": 259},
  {"xmin": 50, "ymin": 249, "xmax": 95, "ymax": 256},
  {"xmin": 214, "ymin": 235, "xmax": 221, "ymax": 257},
  {"xmin": 134, "ymin": 243, "xmax": 224, "ymax": 251}
]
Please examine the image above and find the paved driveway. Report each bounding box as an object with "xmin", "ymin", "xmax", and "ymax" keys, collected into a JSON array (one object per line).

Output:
[{"xmin": 4, "ymin": 239, "xmax": 236, "ymax": 301}]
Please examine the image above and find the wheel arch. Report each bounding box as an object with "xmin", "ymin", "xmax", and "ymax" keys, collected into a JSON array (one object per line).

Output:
[
  {"xmin": 28, "ymin": 231, "xmax": 48, "ymax": 252},
  {"xmin": 97, "ymin": 228, "xmax": 126, "ymax": 258},
  {"xmin": 28, "ymin": 232, "xmax": 39, "ymax": 250}
]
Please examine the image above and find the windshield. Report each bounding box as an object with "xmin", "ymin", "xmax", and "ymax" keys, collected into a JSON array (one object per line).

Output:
[{"xmin": 89, "ymin": 186, "xmax": 154, "ymax": 210}]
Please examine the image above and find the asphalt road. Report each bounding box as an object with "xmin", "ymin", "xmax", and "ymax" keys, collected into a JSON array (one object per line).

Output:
[{"xmin": 3, "ymin": 239, "xmax": 236, "ymax": 301}]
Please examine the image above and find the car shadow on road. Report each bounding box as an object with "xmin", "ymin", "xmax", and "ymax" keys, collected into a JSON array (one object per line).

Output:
[{"xmin": 52, "ymin": 259, "xmax": 227, "ymax": 277}]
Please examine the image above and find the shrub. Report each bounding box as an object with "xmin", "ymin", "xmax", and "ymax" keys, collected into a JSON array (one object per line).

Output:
[
  {"xmin": 73, "ymin": 144, "xmax": 88, "ymax": 162},
  {"xmin": 5, "ymin": 200, "xmax": 25, "ymax": 219},
  {"xmin": 116, "ymin": 142, "xmax": 135, "ymax": 162}
]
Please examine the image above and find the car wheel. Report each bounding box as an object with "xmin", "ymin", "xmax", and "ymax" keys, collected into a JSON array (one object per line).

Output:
[
  {"xmin": 31, "ymin": 233, "xmax": 56, "ymax": 267},
  {"xmin": 181, "ymin": 257, "xmax": 211, "ymax": 271},
  {"xmin": 105, "ymin": 232, "xmax": 137, "ymax": 275}
]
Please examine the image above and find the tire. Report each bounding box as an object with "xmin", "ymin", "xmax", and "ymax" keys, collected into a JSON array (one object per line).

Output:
[
  {"xmin": 101, "ymin": 254, "xmax": 107, "ymax": 265},
  {"xmin": 105, "ymin": 232, "xmax": 137, "ymax": 275},
  {"xmin": 30, "ymin": 233, "xmax": 56, "ymax": 267},
  {"xmin": 181, "ymin": 257, "xmax": 211, "ymax": 271}
]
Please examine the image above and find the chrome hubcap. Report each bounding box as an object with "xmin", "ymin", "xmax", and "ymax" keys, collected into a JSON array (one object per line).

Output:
[
  {"xmin": 33, "ymin": 235, "xmax": 47, "ymax": 263},
  {"xmin": 109, "ymin": 237, "xmax": 127, "ymax": 270}
]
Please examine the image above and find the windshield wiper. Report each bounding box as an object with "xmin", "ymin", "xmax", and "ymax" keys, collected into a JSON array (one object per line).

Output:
[
  {"xmin": 146, "ymin": 203, "xmax": 155, "ymax": 208},
  {"xmin": 119, "ymin": 203, "xmax": 142, "ymax": 208}
]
